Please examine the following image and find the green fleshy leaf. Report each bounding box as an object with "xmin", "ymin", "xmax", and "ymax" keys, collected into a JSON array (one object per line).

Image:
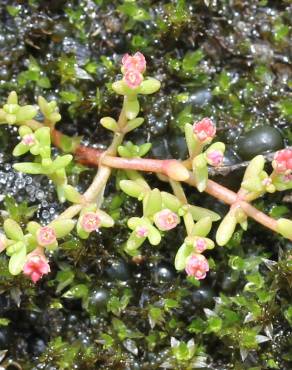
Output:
[
  {"xmin": 124, "ymin": 117, "xmax": 144, "ymax": 132},
  {"xmin": 161, "ymin": 192, "xmax": 182, "ymax": 213},
  {"xmin": 112, "ymin": 80, "xmax": 128, "ymax": 95},
  {"xmin": 63, "ymin": 185, "xmax": 83, "ymax": 204},
  {"xmin": 124, "ymin": 97, "xmax": 140, "ymax": 120},
  {"xmin": 4, "ymin": 219, "xmax": 24, "ymax": 241},
  {"xmin": 19, "ymin": 125, "xmax": 32, "ymax": 137},
  {"xmin": 143, "ymin": 188, "xmax": 162, "ymax": 217},
  {"xmin": 188, "ymin": 205, "xmax": 221, "ymax": 221},
  {"xmin": 15, "ymin": 105, "xmax": 37, "ymax": 122},
  {"xmin": 175, "ymin": 243, "xmax": 194, "ymax": 271},
  {"xmin": 216, "ymin": 211, "xmax": 238, "ymax": 246},
  {"xmin": 6, "ymin": 241, "xmax": 25, "ymax": 256},
  {"xmin": 8, "ymin": 245, "xmax": 26, "ymax": 276},
  {"xmin": 277, "ymin": 218, "xmax": 292, "ymax": 239},
  {"xmin": 100, "ymin": 117, "xmax": 119, "ymax": 132},
  {"xmin": 191, "ymin": 217, "xmax": 212, "ymax": 237},
  {"xmin": 184, "ymin": 123, "xmax": 200, "ymax": 157},
  {"xmin": 193, "ymin": 154, "xmax": 208, "ymax": 192},
  {"xmin": 27, "ymin": 221, "xmax": 41, "ymax": 235},
  {"xmin": 126, "ymin": 231, "xmax": 146, "ymax": 251},
  {"xmin": 76, "ymin": 221, "xmax": 90, "ymax": 239},
  {"xmin": 13, "ymin": 142, "xmax": 29, "ymax": 157},
  {"xmin": 96, "ymin": 209, "xmax": 114, "ymax": 228},
  {"xmin": 242, "ymin": 155, "xmax": 265, "ymax": 182},
  {"xmin": 34, "ymin": 127, "xmax": 51, "ymax": 147},
  {"xmin": 13, "ymin": 162, "xmax": 44, "ymax": 175},
  {"xmin": 7, "ymin": 91, "xmax": 18, "ymax": 105},
  {"xmin": 50, "ymin": 219, "xmax": 75, "ymax": 238},
  {"xmin": 51, "ymin": 155, "xmax": 73, "ymax": 171},
  {"xmin": 128, "ymin": 217, "xmax": 143, "ymax": 230},
  {"xmin": 59, "ymin": 134, "xmax": 82, "ymax": 153},
  {"xmin": 147, "ymin": 225, "xmax": 161, "ymax": 246},
  {"xmin": 138, "ymin": 78, "xmax": 161, "ymax": 95},
  {"xmin": 119, "ymin": 180, "xmax": 148, "ymax": 198}
]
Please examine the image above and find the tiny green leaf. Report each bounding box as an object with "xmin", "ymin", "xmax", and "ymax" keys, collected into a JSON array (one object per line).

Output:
[
  {"xmin": 216, "ymin": 211, "xmax": 238, "ymax": 246},
  {"xmin": 124, "ymin": 97, "xmax": 140, "ymax": 120},
  {"xmin": 8, "ymin": 245, "xmax": 26, "ymax": 276},
  {"xmin": 175, "ymin": 243, "xmax": 193, "ymax": 271},
  {"xmin": 192, "ymin": 217, "xmax": 212, "ymax": 237},
  {"xmin": 143, "ymin": 188, "xmax": 162, "ymax": 217},
  {"xmin": 138, "ymin": 78, "xmax": 161, "ymax": 95},
  {"xmin": 4, "ymin": 219, "xmax": 23, "ymax": 241},
  {"xmin": 120, "ymin": 180, "xmax": 148, "ymax": 198},
  {"xmin": 50, "ymin": 219, "xmax": 75, "ymax": 238},
  {"xmin": 63, "ymin": 185, "xmax": 84, "ymax": 204},
  {"xmin": 100, "ymin": 117, "xmax": 119, "ymax": 132},
  {"xmin": 13, "ymin": 162, "xmax": 44, "ymax": 174}
]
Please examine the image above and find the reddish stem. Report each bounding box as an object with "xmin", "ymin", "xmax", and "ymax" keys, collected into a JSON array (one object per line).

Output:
[{"xmin": 51, "ymin": 128, "xmax": 283, "ymax": 237}]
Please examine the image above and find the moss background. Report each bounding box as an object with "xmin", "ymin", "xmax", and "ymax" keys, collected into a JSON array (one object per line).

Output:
[{"xmin": 0, "ymin": 0, "xmax": 291, "ymax": 369}]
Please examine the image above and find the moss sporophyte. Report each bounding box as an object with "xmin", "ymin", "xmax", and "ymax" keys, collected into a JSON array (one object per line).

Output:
[{"xmin": 0, "ymin": 52, "xmax": 292, "ymax": 283}]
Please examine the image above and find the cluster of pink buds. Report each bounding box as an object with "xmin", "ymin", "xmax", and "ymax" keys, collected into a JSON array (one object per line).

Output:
[
  {"xmin": 206, "ymin": 150, "xmax": 224, "ymax": 167},
  {"xmin": 37, "ymin": 226, "xmax": 57, "ymax": 247},
  {"xmin": 136, "ymin": 225, "xmax": 149, "ymax": 238},
  {"xmin": 194, "ymin": 237, "xmax": 208, "ymax": 253},
  {"xmin": 122, "ymin": 52, "xmax": 146, "ymax": 89},
  {"xmin": 22, "ymin": 133, "xmax": 36, "ymax": 147},
  {"xmin": 185, "ymin": 254, "xmax": 209, "ymax": 280},
  {"xmin": 273, "ymin": 149, "xmax": 292, "ymax": 174},
  {"xmin": 193, "ymin": 118, "xmax": 216, "ymax": 143},
  {"xmin": 154, "ymin": 209, "xmax": 180, "ymax": 231},
  {"xmin": 23, "ymin": 249, "xmax": 50, "ymax": 283},
  {"xmin": 80, "ymin": 212, "xmax": 101, "ymax": 233}
]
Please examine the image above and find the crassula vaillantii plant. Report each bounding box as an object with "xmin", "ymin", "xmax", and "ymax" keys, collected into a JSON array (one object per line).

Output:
[{"xmin": 0, "ymin": 52, "xmax": 291, "ymax": 284}]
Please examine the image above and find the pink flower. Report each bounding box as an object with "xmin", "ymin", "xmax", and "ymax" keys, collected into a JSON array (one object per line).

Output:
[
  {"xmin": 195, "ymin": 238, "xmax": 207, "ymax": 253},
  {"xmin": 22, "ymin": 134, "xmax": 36, "ymax": 147},
  {"xmin": 37, "ymin": 226, "xmax": 57, "ymax": 247},
  {"xmin": 124, "ymin": 69, "xmax": 143, "ymax": 89},
  {"xmin": 185, "ymin": 254, "xmax": 209, "ymax": 280},
  {"xmin": 273, "ymin": 149, "xmax": 292, "ymax": 174},
  {"xmin": 23, "ymin": 252, "xmax": 50, "ymax": 283},
  {"xmin": 193, "ymin": 118, "xmax": 216, "ymax": 143},
  {"xmin": 154, "ymin": 209, "xmax": 179, "ymax": 231},
  {"xmin": 81, "ymin": 212, "xmax": 101, "ymax": 233},
  {"xmin": 136, "ymin": 226, "xmax": 149, "ymax": 238},
  {"xmin": 122, "ymin": 52, "xmax": 146, "ymax": 73},
  {"xmin": 206, "ymin": 150, "xmax": 224, "ymax": 167}
]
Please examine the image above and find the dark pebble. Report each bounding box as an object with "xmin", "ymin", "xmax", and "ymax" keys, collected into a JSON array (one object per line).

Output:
[
  {"xmin": 237, "ymin": 126, "xmax": 284, "ymax": 160},
  {"xmin": 105, "ymin": 259, "xmax": 131, "ymax": 281}
]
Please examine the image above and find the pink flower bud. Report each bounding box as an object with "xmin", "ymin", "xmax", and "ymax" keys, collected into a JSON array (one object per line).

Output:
[
  {"xmin": 193, "ymin": 118, "xmax": 216, "ymax": 143},
  {"xmin": 81, "ymin": 212, "xmax": 101, "ymax": 233},
  {"xmin": 273, "ymin": 149, "xmax": 292, "ymax": 174},
  {"xmin": 283, "ymin": 174, "xmax": 292, "ymax": 183},
  {"xmin": 154, "ymin": 209, "xmax": 179, "ymax": 231},
  {"xmin": 262, "ymin": 177, "xmax": 272, "ymax": 187},
  {"xmin": 195, "ymin": 237, "xmax": 207, "ymax": 253},
  {"xmin": 37, "ymin": 226, "xmax": 57, "ymax": 247},
  {"xmin": 0, "ymin": 234, "xmax": 6, "ymax": 253},
  {"xmin": 122, "ymin": 52, "xmax": 146, "ymax": 73},
  {"xmin": 185, "ymin": 254, "xmax": 209, "ymax": 280},
  {"xmin": 23, "ymin": 251, "xmax": 50, "ymax": 283},
  {"xmin": 136, "ymin": 226, "xmax": 149, "ymax": 238},
  {"xmin": 22, "ymin": 134, "xmax": 36, "ymax": 147},
  {"xmin": 124, "ymin": 69, "xmax": 143, "ymax": 89},
  {"xmin": 206, "ymin": 150, "xmax": 224, "ymax": 167}
]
